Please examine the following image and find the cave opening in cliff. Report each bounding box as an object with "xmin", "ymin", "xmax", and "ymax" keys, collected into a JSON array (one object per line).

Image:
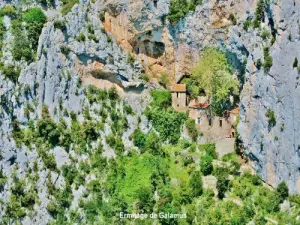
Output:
[
  {"xmin": 135, "ymin": 40, "xmax": 165, "ymax": 59},
  {"xmin": 154, "ymin": 0, "xmax": 158, "ymax": 8}
]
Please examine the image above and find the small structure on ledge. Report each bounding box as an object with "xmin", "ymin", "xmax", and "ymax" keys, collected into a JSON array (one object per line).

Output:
[
  {"xmin": 171, "ymin": 84, "xmax": 187, "ymax": 112},
  {"xmin": 171, "ymin": 83, "xmax": 239, "ymax": 140}
]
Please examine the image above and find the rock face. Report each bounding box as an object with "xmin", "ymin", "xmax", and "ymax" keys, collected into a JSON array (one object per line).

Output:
[
  {"xmin": 0, "ymin": 0, "xmax": 300, "ymax": 223},
  {"xmin": 238, "ymin": 0, "xmax": 300, "ymax": 193},
  {"xmin": 99, "ymin": 0, "xmax": 300, "ymax": 193}
]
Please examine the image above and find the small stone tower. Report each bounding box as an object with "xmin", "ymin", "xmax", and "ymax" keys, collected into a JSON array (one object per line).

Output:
[{"xmin": 171, "ymin": 84, "xmax": 187, "ymax": 112}]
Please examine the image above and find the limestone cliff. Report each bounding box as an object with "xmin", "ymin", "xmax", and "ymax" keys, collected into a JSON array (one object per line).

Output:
[
  {"xmin": 99, "ymin": 0, "xmax": 300, "ymax": 193},
  {"xmin": 0, "ymin": 0, "xmax": 300, "ymax": 223}
]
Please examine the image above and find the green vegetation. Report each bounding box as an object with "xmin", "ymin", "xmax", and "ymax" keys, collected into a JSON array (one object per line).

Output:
[
  {"xmin": 167, "ymin": 0, "xmax": 202, "ymax": 24},
  {"xmin": 0, "ymin": 167, "xmax": 7, "ymax": 192},
  {"xmin": 263, "ymin": 47, "xmax": 273, "ymax": 72},
  {"xmin": 186, "ymin": 118, "xmax": 198, "ymax": 141},
  {"xmin": 2, "ymin": 64, "xmax": 21, "ymax": 83},
  {"xmin": 229, "ymin": 13, "xmax": 237, "ymax": 25},
  {"xmin": 140, "ymin": 73, "xmax": 150, "ymax": 82},
  {"xmin": 293, "ymin": 57, "xmax": 298, "ymax": 68},
  {"xmin": 76, "ymin": 33, "xmax": 86, "ymax": 42},
  {"xmin": 253, "ymin": 0, "xmax": 265, "ymax": 28},
  {"xmin": 61, "ymin": 0, "xmax": 79, "ymax": 15},
  {"xmin": 8, "ymin": 7, "xmax": 47, "ymax": 62},
  {"xmin": 5, "ymin": 70, "xmax": 300, "ymax": 225},
  {"xmin": 200, "ymin": 154, "xmax": 213, "ymax": 175},
  {"xmin": 186, "ymin": 47, "xmax": 239, "ymax": 115},
  {"xmin": 60, "ymin": 45, "xmax": 71, "ymax": 56},
  {"xmin": 145, "ymin": 90, "xmax": 187, "ymax": 144},
  {"xmin": 150, "ymin": 89, "xmax": 171, "ymax": 108},
  {"xmin": 0, "ymin": 5, "xmax": 17, "ymax": 19},
  {"xmin": 243, "ymin": 18, "xmax": 251, "ymax": 31},
  {"xmin": 99, "ymin": 11, "xmax": 105, "ymax": 22},
  {"xmin": 159, "ymin": 73, "xmax": 169, "ymax": 88},
  {"xmin": 54, "ymin": 19, "xmax": 66, "ymax": 31},
  {"xmin": 127, "ymin": 53, "xmax": 135, "ymax": 65},
  {"xmin": 276, "ymin": 182, "xmax": 289, "ymax": 203},
  {"xmin": 266, "ymin": 108, "xmax": 276, "ymax": 127},
  {"xmin": 23, "ymin": 8, "xmax": 47, "ymax": 50}
]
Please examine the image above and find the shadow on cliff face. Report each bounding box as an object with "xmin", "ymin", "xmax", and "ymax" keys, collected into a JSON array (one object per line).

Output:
[
  {"xmin": 225, "ymin": 50, "xmax": 248, "ymax": 87},
  {"xmin": 134, "ymin": 40, "xmax": 165, "ymax": 59},
  {"xmin": 77, "ymin": 53, "xmax": 106, "ymax": 66},
  {"xmin": 77, "ymin": 54, "xmax": 145, "ymax": 94}
]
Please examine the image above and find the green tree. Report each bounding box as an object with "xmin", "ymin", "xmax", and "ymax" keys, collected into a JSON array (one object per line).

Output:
[
  {"xmin": 151, "ymin": 90, "xmax": 171, "ymax": 108},
  {"xmin": 2, "ymin": 64, "xmax": 21, "ymax": 83},
  {"xmin": 186, "ymin": 119, "xmax": 198, "ymax": 141},
  {"xmin": 200, "ymin": 155, "xmax": 213, "ymax": 176},
  {"xmin": 189, "ymin": 171, "xmax": 203, "ymax": 197},
  {"xmin": 253, "ymin": 0, "xmax": 265, "ymax": 28},
  {"xmin": 190, "ymin": 48, "xmax": 239, "ymax": 115},
  {"xmin": 23, "ymin": 8, "xmax": 47, "ymax": 49},
  {"xmin": 144, "ymin": 132, "xmax": 162, "ymax": 155},
  {"xmin": 276, "ymin": 182, "xmax": 289, "ymax": 203},
  {"xmin": 216, "ymin": 173, "xmax": 229, "ymax": 199},
  {"xmin": 132, "ymin": 129, "xmax": 147, "ymax": 149}
]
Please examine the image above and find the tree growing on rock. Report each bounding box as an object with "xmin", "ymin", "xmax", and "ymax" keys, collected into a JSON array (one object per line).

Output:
[{"xmin": 188, "ymin": 47, "xmax": 239, "ymax": 115}]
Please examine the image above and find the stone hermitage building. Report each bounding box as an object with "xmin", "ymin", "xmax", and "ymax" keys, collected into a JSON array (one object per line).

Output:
[{"xmin": 171, "ymin": 84, "xmax": 239, "ymax": 140}]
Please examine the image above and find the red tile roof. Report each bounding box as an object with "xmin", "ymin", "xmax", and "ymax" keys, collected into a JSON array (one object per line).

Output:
[{"xmin": 171, "ymin": 84, "xmax": 186, "ymax": 92}]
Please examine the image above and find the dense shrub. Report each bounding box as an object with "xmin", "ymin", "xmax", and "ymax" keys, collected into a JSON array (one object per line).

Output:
[
  {"xmin": 159, "ymin": 73, "xmax": 169, "ymax": 88},
  {"xmin": 99, "ymin": 12, "xmax": 105, "ymax": 22},
  {"xmin": 123, "ymin": 104, "xmax": 133, "ymax": 115},
  {"xmin": 150, "ymin": 90, "xmax": 171, "ymax": 108},
  {"xmin": 36, "ymin": 106, "xmax": 60, "ymax": 146},
  {"xmin": 186, "ymin": 119, "xmax": 198, "ymax": 141},
  {"xmin": 127, "ymin": 53, "xmax": 135, "ymax": 65},
  {"xmin": 263, "ymin": 47, "xmax": 273, "ymax": 72},
  {"xmin": 61, "ymin": 0, "xmax": 79, "ymax": 15},
  {"xmin": 146, "ymin": 106, "xmax": 187, "ymax": 144},
  {"xmin": 10, "ymin": 8, "xmax": 46, "ymax": 62},
  {"xmin": 276, "ymin": 182, "xmax": 289, "ymax": 203},
  {"xmin": 23, "ymin": 8, "xmax": 47, "ymax": 49},
  {"xmin": 243, "ymin": 18, "xmax": 251, "ymax": 31},
  {"xmin": 200, "ymin": 155, "xmax": 213, "ymax": 176},
  {"xmin": 189, "ymin": 171, "xmax": 203, "ymax": 197},
  {"xmin": 11, "ymin": 20, "xmax": 33, "ymax": 62},
  {"xmin": 140, "ymin": 73, "xmax": 150, "ymax": 82},
  {"xmin": 199, "ymin": 143, "xmax": 218, "ymax": 159},
  {"xmin": 253, "ymin": 0, "xmax": 265, "ymax": 28},
  {"xmin": 76, "ymin": 33, "xmax": 86, "ymax": 42},
  {"xmin": 144, "ymin": 132, "xmax": 162, "ymax": 155},
  {"xmin": 167, "ymin": 0, "xmax": 202, "ymax": 24},
  {"xmin": 2, "ymin": 64, "xmax": 21, "ymax": 83},
  {"xmin": 266, "ymin": 108, "xmax": 276, "ymax": 127},
  {"xmin": 54, "ymin": 20, "xmax": 66, "ymax": 31},
  {"xmin": 0, "ymin": 168, "xmax": 7, "ymax": 192},
  {"xmin": 293, "ymin": 57, "xmax": 298, "ymax": 68},
  {"xmin": 131, "ymin": 129, "xmax": 146, "ymax": 149},
  {"xmin": 60, "ymin": 45, "xmax": 71, "ymax": 56},
  {"xmin": 190, "ymin": 47, "xmax": 239, "ymax": 115},
  {"xmin": 0, "ymin": 5, "xmax": 17, "ymax": 19},
  {"xmin": 222, "ymin": 153, "xmax": 240, "ymax": 174}
]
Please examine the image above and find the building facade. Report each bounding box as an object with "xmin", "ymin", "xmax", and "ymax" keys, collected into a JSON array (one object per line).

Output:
[
  {"xmin": 171, "ymin": 84, "xmax": 239, "ymax": 140},
  {"xmin": 171, "ymin": 84, "xmax": 187, "ymax": 112}
]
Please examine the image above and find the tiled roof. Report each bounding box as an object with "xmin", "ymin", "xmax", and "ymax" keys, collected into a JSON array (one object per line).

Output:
[{"xmin": 171, "ymin": 84, "xmax": 186, "ymax": 92}]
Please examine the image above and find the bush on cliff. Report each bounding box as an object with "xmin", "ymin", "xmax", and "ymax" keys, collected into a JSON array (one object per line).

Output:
[{"xmin": 168, "ymin": 0, "xmax": 202, "ymax": 24}]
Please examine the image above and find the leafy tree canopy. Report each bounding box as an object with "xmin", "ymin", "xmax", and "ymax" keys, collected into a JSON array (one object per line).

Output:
[{"xmin": 188, "ymin": 47, "xmax": 239, "ymax": 115}]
